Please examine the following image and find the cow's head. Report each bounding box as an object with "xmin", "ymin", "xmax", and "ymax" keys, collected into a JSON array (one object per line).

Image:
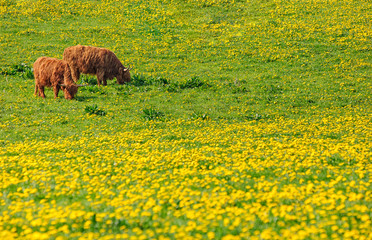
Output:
[
  {"xmin": 60, "ymin": 84, "xmax": 86, "ymax": 99},
  {"xmin": 117, "ymin": 66, "xmax": 132, "ymax": 84}
]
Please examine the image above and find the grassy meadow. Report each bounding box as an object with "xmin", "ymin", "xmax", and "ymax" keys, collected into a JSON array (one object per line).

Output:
[{"xmin": 0, "ymin": 0, "xmax": 371, "ymax": 239}]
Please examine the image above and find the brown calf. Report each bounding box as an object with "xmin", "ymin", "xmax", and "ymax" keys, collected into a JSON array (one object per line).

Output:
[{"xmin": 33, "ymin": 57, "xmax": 84, "ymax": 99}]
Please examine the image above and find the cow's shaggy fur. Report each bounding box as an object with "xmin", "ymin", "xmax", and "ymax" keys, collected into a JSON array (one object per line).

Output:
[
  {"xmin": 33, "ymin": 57, "xmax": 79, "ymax": 99},
  {"xmin": 63, "ymin": 45, "xmax": 131, "ymax": 86}
]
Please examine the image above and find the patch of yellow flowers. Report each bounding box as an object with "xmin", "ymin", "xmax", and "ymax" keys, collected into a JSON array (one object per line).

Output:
[
  {"xmin": 0, "ymin": 109, "xmax": 371, "ymax": 239},
  {"xmin": 0, "ymin": 0, "xmax": 371, "ymax": 239}
]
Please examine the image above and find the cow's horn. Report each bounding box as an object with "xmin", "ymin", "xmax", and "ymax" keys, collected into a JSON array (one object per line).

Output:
[
  {"xmin": 76, "ymin": 84, "xmax": 88, "ymax": 87},
  {"xmin": 59, "ymin": 84, "xmax": 66, "ymax": 87}
]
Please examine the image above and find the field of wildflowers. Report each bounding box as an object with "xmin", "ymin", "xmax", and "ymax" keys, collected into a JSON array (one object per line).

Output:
[{"xmin": 0, "ymin": 0, "xmax": 371, "ymax": 239}]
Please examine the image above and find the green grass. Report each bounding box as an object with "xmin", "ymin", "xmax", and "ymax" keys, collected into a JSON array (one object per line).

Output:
[{"xmin": 0, "ymin": 0, "xmax": 371, "ymax": 239}]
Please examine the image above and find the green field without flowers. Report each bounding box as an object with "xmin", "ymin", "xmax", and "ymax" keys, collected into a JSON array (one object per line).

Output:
[{"xmin": 0, "ymin": 0, "xmax": 371, "ymax": 239}]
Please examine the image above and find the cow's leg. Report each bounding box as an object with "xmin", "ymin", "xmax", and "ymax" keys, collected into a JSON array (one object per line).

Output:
[
  {"xmin": 96, "ymin": 69, "xmax": 105, "ymax": 86},
  {"xmin": 70, "ymin": 67, "xmax": 80, "ymax": 83},
  {"xmin": 34, "ymin": 72, "xmax": 40, "ymax": 96},
  {"xmin": 53, "ymin": 85, "xmax": 60, "ymax": 98},
  {"xmin": 39, "ymin": 86, "xmax": 46, "ymax": 98}
]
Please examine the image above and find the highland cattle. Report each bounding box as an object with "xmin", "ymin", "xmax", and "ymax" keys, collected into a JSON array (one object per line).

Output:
[
  {"xmin": 63, "ymin": 45, "xmax": 132, "ymax": 86},
  {"xmin": 33, "ymin": 57, "xmax": 84, "ymax": 99}
]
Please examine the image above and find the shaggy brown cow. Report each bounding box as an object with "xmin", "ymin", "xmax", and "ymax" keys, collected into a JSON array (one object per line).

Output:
[
  {"xmin": 33, "ymin": 57, "xmax": 84, "ymax": 99},
  {"xmin": 63, "ymin": 45, "xmax": 132, "ymax": 86}
]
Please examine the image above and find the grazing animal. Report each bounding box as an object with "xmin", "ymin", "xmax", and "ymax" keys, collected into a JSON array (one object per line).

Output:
[
  {"xmin": 33, "ymin": 57, "xmax": 84, "ymax": 99},
  {"xmin": 63, "ymin": 45, "xmax": 132, "ymax": 86}
]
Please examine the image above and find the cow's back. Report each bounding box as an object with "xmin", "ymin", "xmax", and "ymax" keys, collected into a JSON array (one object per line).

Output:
[
  {"xmin": 34, "ymin": 57, "xmax": 56, "ymax": 84},
  {"xmin": 63, "ymin": 45, "xmax": 117, "ymax": 74}
]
